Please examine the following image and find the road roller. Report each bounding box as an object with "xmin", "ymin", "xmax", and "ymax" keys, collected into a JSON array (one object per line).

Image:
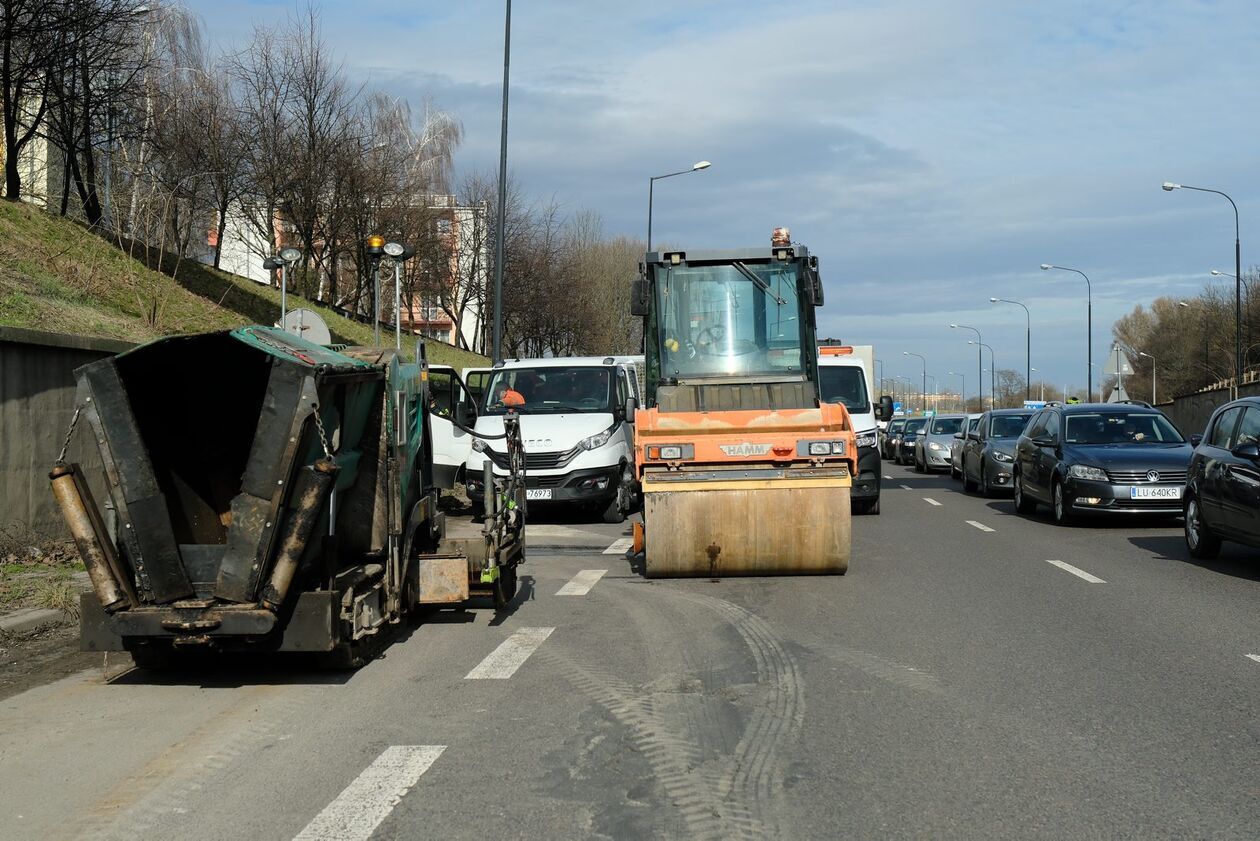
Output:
[{"xmin": 628, "ymin": 229, "xmax": 857, "ymax": 577}]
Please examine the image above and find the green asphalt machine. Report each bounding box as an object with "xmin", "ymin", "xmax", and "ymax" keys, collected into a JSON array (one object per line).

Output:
[{"xmin": 50, "ymin": 326, "xmax": 524, "ymax": 668}]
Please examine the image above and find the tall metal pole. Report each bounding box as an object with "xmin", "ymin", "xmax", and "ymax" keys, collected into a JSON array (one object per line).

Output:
[
  {"xmin": 1041, "ymin": 265, "xmax": 1091, "ymax": 398},
  {"xmin": 950, "ymin": 324, "xmax": 982, "ymax": 411},
  {"xmin": 491, "ymin": 0, "xmax": 512, "ymax": 364},
  {"xmin": 373, "ymin": 264, "xmax": 381, "ymax": 347},
  {"xmin": 992, "ymin": 298, "xmax": 1031, "ymax": 401},
  {"xmin": 647, "ymin": 177, "xmax": 654, "ymax": 252},
  {"xmin": 904, "ymin": 352, "xmax": 926, "ymax": 415},
  {"xmin": 647, "ymin": 163, "xmax": 709, "ymax": 251},
  {"xmin": 280, "ymin": 263, "xmax": 288, "ymax": 326},
  {"xmin": 394, "ymin": 262, "xmax": 402, "ymax": 351}
]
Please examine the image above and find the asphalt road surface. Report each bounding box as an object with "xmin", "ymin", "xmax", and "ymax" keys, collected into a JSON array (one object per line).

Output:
[{"xmin": 2, "ymin": 471, "xmax": 1258, "ymax": 840}]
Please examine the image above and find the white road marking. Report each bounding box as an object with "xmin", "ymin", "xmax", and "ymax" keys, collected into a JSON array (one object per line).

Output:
[
  {"xmin": 294, "ymin": 745, "xmax": 445, "ymax": 841},
  {"xmin": 556, "ymin": 569, "xmax": 608, "ymax": 596},
  {"xmin": 965, "ymin": 520, "xmax": 995, "ymax": 533},
  {"xmin": 1244, "ymin": 654, "xmax": 1260, "ymax": 665},
  {"xmin": 884, "ymin": 474, "xmax": 894, "ymax": 480},
  {"xmin": 900, "ymin": 484, "xmax": 912, "ymax": 490},
  {"xmin": 1046, "ymin": 559, "xmax": 1106, "ymax": 584},
  {"xmin": 923, "ymin": 497, "xmax": 941, "ymax": 506},
  {"xmin": 465, "ymin": 627, "xmax": 555, "ymax": 679},
  {"xmin": 603, "ymin": 537, "xmax": 633, "ymax": 555}
]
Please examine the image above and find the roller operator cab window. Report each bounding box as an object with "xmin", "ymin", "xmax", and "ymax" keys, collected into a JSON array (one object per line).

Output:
[
  {"xmin": 658, "ymin": 261, "xmax": 806, "ymax": 378},
  {"xmin": 819, "ymin": 366, "xmax": 870, "ymax": 415},
  {"xmin": 483, "ymin": 367, "xmax": 612, "ymax": 415},
  {"xmin": 1063, "ymin": 412, "xmax": 1184, "ymax": 445}
]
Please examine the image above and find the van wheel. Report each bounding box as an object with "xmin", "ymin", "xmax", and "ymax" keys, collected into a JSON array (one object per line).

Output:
[
  {"xmin": 1185, "ymin": 497, "xmax": 1221, "ymax": 559},
  {"xmin": 602, "ymin": 468, "xmax": 631, "ymax": 524}
]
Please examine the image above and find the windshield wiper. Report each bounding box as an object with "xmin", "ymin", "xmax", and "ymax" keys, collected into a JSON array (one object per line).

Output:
[{"xmin": 732, "ymin": 261, "xmax": 787, "ymax": 305}]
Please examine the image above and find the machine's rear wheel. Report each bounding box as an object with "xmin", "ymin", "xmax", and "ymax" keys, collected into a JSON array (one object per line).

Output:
[
  {"xmin": 854, "ymin": 497, "xmax": 880, "ymax": 515},
  {"xmin": 493, "ymin": 563, "xmax": 519, "ymax": 610}
]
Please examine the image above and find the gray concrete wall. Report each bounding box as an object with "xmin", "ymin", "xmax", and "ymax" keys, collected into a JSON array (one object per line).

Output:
[
  {"xmin": 0, "ymin": 327, "xmax": 133, "ymax": 537},
  {"xmin": 1162, "ymin": 380, "xmax": 1260, "ymax": 438}
]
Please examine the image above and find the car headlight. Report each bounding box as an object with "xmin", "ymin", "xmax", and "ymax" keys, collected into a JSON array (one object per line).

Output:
[
  {"xmin": 991, "ymin": 450, "xmax": 1013, "ymax": 463},
  {"xmin": 1068, "ymin": 464, "xmax": 1108, "ymax": 481},
  {"xmin": 471, "ymin": 438, "xmax": 487, "ymax": 453},
  {"xmin": 855, "ymin": 431, "xmax": 878, "ymax": 449},
  {"xmin": 580, "ymin": 426, "xmax": 616, "ymax": 451},
  {"xmin": 928, "ymin": 442, "xmax": 944, "ymax": 451}
]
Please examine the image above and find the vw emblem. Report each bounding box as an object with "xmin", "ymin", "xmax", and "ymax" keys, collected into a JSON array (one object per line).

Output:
[{"xmin": 1146, "ymin": 470, "xmax": 1160, "ymax": 483}]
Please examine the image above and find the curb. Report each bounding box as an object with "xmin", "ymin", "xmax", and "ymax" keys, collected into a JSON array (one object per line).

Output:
[{"xmin": 0, "ymin": 607, "xmax": 70, "ymax": 635}]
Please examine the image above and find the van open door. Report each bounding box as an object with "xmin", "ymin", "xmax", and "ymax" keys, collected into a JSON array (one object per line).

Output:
[
  {"xmin": 462, "ymin": 367, "xmax": 491, "ymax": 408},
  {"xmin": 428, "ymin": 366, "xmax": 477, "ymax": 489}
]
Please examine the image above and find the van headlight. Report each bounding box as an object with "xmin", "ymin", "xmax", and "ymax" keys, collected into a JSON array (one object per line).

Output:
[
  {"xmin": 580, "ymin": 426, "xmax": 616, "ymax": 451},
  {"xmin": 855, "ymin": 431, "xmax": 878, "ymax": 449},
  {"xmin": 1068, "ymin": 464, "xmax": 1107, "ymax": 481}
]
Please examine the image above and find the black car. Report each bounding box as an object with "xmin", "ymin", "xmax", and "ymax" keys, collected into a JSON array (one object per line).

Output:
[
  {"xmin": 895, "ymin": 417, "xmax": 927, "ymax": 465},
  {"xmin": 1184, "ymin": 397, "xmax": 1260, "ymax": 558},
  {"xmin": 961, "ymin": 408, "xmax": 1036, "ymax": 496},
  {"xmin": 1012, "ymin": 403, "xmax": 1193, "ymax": 524},
  {"xmin": 882, "ymin": 418, "xmax": 906, "ymax": 460}
]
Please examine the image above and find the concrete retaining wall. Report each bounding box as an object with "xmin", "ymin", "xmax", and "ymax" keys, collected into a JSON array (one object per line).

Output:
[
  {"xmin": 0, "ymin": 327, "xmax": 133, "ymax": 537},
  {"xmin": 1162, "ymin": 381, "xmax": 1260, "ymax": 438}
]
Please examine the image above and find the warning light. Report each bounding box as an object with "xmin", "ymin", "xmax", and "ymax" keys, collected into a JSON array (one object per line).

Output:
[{"xmin": 771, "ymin": 227, "xmax": 791, "ymax": 246}]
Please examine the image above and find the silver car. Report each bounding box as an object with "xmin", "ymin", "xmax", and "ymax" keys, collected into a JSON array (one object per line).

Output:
[
  {"xmin": 950, "ymin": 414, "xmax": 983, "ymax": 480},
  {"xmin": 914, "ymin": 414, "xmax": 966, "ymax": 473}
]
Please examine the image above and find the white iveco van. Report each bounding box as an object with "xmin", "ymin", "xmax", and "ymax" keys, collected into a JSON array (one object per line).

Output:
[
  {"xmin": 817, "ymin": 344, "xmax": 893, "ymax": 515},
  {"xmin": 464, "ymin": 356, "xmax": 642, "ymax": 523}
]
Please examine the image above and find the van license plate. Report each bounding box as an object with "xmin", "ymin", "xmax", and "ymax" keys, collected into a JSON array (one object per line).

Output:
[
  {"xmin": 1130, "ymin": 486, "xmax": 1181, "ymax": 500},
  {"xmin": 526, "ymin": 489, "xmax": 552, "ymax": 500}
]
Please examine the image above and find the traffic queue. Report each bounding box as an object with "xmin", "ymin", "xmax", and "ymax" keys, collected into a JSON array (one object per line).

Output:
[{"xmin": 881, "ymin": 397, "xmax": 1260, "ymax": 559}]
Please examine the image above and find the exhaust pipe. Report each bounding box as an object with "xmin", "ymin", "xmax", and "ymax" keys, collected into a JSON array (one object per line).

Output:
[
  {"xmin": 49, "ymin": 464, "xmax": 134, "ymax": 612},
  {"xmin": 260, "ymin": 458, "xmax": 339, "ymax": 612}
]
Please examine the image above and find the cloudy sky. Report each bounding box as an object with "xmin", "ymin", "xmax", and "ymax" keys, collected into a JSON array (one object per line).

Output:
[{"xmin": 187, "ymin": 0, "xmax": 1260, "ymax": 399}]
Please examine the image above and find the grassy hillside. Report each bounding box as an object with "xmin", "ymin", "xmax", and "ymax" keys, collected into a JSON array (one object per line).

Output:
[{"xmin": 0, "ymin": 200, "xmax": 486, "ymax": 369}]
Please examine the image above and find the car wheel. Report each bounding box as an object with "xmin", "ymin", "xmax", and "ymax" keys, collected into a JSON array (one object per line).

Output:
[
  {"xmin": 914, "ymin": 452, "xmax": 924, "ymax": 473},
  {"xmin": 1184, "ymin": 496, "xmax": 1221, "ymax": 559},
  {"xmin": 979, "ymin": 460, "xmax": 992, "ymax": 498},
  {"xmin": 1013, "ymin": 470, "xmax": 1037, "ymax": 514},
  {"xmin": 854, "ymin": 497, "xmax": 880, "ymax": 515},
  {"xmin": 950, "ymin": 459, "xmax": 959, "ymax": 480},
  {"xmin": 962, "ymin": 458, "xmax": 977, "ymax": 492},
  {"xmin": 1052, "ymin": 480, "xmax": 1074, "ymax": 526}
]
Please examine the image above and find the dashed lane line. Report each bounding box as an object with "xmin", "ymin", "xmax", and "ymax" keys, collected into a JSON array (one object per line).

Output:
[
  {"xmin": 465, "ymin": 627, "xmax": 555, "ymax": 679},
  {"xmin": 603, "ymin": 537, "xmax": 633, "ymax": 554},
  {"xmin": 294, "ymin": 745, "xmax": 445, "ymax": 841},
  {"xmin": 884, "ymin": 474, "xmax": 894, "ymax": 480},
  {"xmin": 1244, "ymin": 654, "xmax": 1260, "ymax": 665},
  {"xmin": 923, "ymin": 497, "xmax": 942, "ymax": 506},
  {"xmin": 1046, "ymin": 559, "xmax": 1106, "ymax": 584},
  {"xmin": 965, "ymin": 520, "xmax": 995, "ymax": 533},
  {"xmin": 900, "ymin": 484, "xmax": 912, "ymax": 490},
  {"xmin": 556, "ymin": 569, "xmax": 608, "ymax": 596}
]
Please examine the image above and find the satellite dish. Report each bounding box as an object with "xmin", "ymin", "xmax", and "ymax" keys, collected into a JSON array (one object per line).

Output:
[{"xmin": 281, "ymin": 309, "xmax": 331, "ymax": 345}]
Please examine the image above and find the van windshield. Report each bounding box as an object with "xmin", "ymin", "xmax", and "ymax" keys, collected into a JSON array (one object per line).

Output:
[
  {"xmin": 819, "ymin": 366, "xmax": 870, "ymax": 414},
  {"xmin": 482, "ymin": 366, "xmax": 612, "ymax": 415}
]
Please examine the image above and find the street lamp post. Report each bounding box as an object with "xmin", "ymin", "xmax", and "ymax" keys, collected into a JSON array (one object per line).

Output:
[
  {"xmin": 491, "ymin": 0, "xmax": 512, "ymax": 364},
  {"xmin": 1089, "ymin": 362, "xmax": 1102, "ymax": 402},
  {"xmin": 903, "ymin": 351, "xmax": 927, "ymax": 414},
  {"xmin": 647, "ymin": 161, "xmax": 712, "ymax": 250},
  {"xmin": 990, "ymin": 297, "xmax": 1031, "ymax": 401},
  {"xmin": 950, "ymin": 323, "xmax": 982, "ymax": 411},
  {"xmin": 1040, "ymin": 264, "xmax": 1092, "ymax": 398},
  {"xmin": 969, "ymin": 341, "xmax": 996, "ymax": 408},
  {"xmin": 949, "ymin": 371, "xmax": 965, "ymax": 411},
  {"xmin": 1031, "ymin": 368, "xmax": 1045, "ymax": 401},
  {"xmin": 1164, "ymin": 181, "xmax": 1242, "ymax": 385},
  {"xmin": 384, "ymin": 242, "xmax": 417, "ymax": 351},
  {"xmin": 1139, "ymin": 351, "xmax": 1157, "ymax": 403}
]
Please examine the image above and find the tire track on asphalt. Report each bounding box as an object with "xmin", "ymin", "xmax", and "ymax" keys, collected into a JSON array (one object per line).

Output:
[{"xmin": 70, "ymin": 683, "xmax": 298, "ymax": 840}]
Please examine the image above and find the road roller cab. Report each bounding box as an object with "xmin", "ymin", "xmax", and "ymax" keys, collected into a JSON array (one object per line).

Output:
[{"xmin": 630, "ymin": 230, "xmax": 857, "ymax": 577}]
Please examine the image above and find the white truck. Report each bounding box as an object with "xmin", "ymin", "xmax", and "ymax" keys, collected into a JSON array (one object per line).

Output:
[
  {"xmin": 817, "ymin": 344, "xmax": 893, "ymax": 514},
  {"xmin": 464, "ymin": 356, "xmax": 643, "ymax": 523}
]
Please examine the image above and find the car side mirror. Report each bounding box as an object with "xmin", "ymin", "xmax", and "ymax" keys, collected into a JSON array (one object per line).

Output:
[
  {"xmin": 1230, "ymin": 441, "xmax": 1260, "ymax": 461},
  {"xmin": 967, "ymin": 432, "xmax": 980, "ymax": 441},
  {"xmin": 953, "ymin": 432, "xmax": 963, "ymax": 439},
  {"xmin": 1189, "ymin": 433, "xmax": 1203, "ymax": 447},
  {"xmin": 630, "ymin": 276, "xmax": 649, "ymax": 316},
  {"xmin": 1032, "ymin": 436, "xmax": 1056, "ymax": 448},
  {"xmin": 878, "ymin": 395, "xmax": 895, "ymax": 422},
  {"xmin": 623, "ymin": 396, "xmax": 638, "ymax": 423}
]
